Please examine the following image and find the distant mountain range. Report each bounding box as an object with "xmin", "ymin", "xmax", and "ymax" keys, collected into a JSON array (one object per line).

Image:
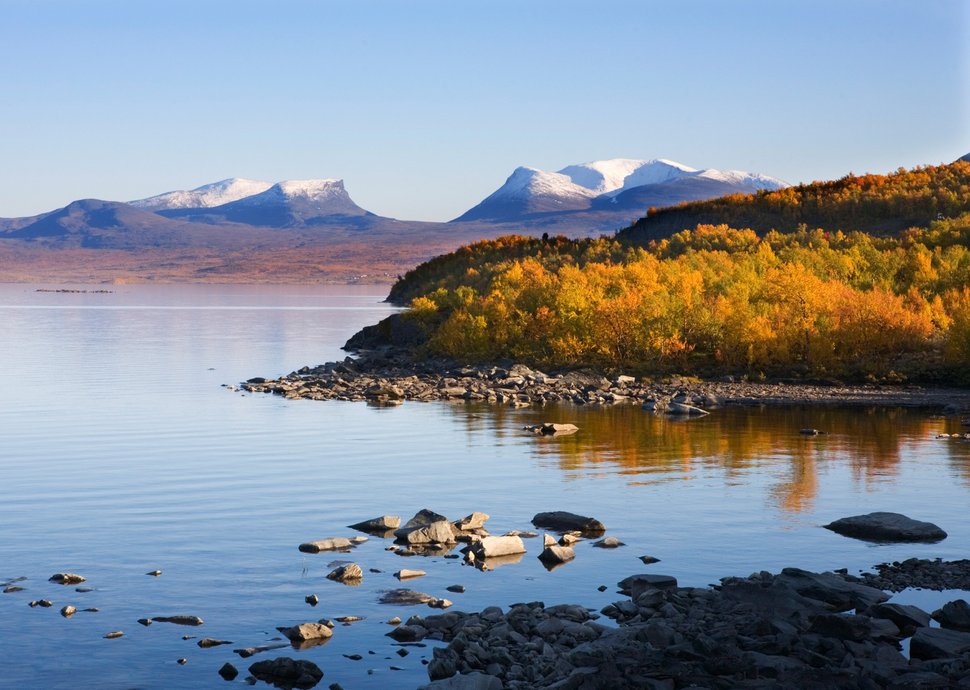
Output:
[
  {"xmin": 0, "ymin": 157, "xmax": 789, "ymax": 282},
  {"xmin": 454, "ymin": 158, "xmax": 787, "ymax": 222}
]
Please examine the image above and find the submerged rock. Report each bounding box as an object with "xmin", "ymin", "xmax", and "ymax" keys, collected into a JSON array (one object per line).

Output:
[
  {"xmin": 248, "ymin": 657, "xmax": 323, "ymax": 689},
  {"xmin": 152, "ymin": 615, "xmax": 204, "ymax": 626},
  {"xmin": 823, "ymin": 512, "xmax": 947, "ymax": 543}
]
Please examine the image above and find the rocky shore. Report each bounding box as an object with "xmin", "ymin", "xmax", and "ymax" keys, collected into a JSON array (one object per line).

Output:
[
  {"xmin": 417, "ymin": 561, "xmax": 970, "ymax": 690},
  {"xmin": 240, "ymin": 351, "xmax": 970, "ymax": 413}
]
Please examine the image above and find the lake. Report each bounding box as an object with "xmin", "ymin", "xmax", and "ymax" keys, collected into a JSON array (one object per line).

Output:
[{"xmin": 1, "ymin": 284, "xmax": 968, "ymax": 689}]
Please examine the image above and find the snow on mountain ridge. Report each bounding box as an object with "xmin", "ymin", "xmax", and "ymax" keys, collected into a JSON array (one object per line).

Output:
[
  {"xmin": 130, "ymin": 178, "xmax": 273, "ymax": 210},
  {"xmin": 559, "ymin": 158, "xmax": 698, "ymax": 196},
  {"xmin": 490, "ymin": 167, "xmax": 597, "ymax": 202}
]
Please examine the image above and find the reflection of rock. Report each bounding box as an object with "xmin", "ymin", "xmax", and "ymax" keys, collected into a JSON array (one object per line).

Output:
[
  {"xmin": 472, "ymin": 552, "xmax": 524, "ymax": 571},
  {"xmin": 532, "ymin": 511, "xmax": 605, "ymax": 534},
  {"xmin": 248, "ymin": 657, "xmax": 323, "ymax": 689},
  {"xmin": 823, "ymin": 512, "xmax": 947, "ymax": 543}
]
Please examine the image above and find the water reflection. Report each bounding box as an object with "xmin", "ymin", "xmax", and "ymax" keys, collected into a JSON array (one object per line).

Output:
[{"xmin": 448, "ymin": 403, "xmax": 969, "ymax": 513}]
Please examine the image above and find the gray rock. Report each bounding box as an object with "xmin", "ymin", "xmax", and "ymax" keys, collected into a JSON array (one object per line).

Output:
[
  {"xmin": 532, "ymin": 511, "xmax": 606, "ymax": 534},
  {"xmin": 775, "ymin": 567, "xmax": 888, "ymax": 611},
  {"xmin": 525, "ymin": 423, "xmax": 579, "ymax": 435},
  {"xmin": 379, "ymin": 588, "xmax": 437, "ymax": 606},
  {"xmin": 103, "ymin": 631, "xmax": 123, "ymax": 639},
  {"xmin": 396, "ymin": 520, "xmax": 457, "ymax": 545},
  {"xmin": 638, "ymin": 555, "xmax": 660, "ymax": 564},
  {"xmin": 932, "ymin": 598, "xmax": 970, "ymax": 631},
  {"xmin": 249, "ymin": 657, "xmax": 323, "ymax": 689},
  {"xmin": 823, "ymin": 512, "xmax": 947, "ymax": 543},
  {"xmin": 198, "ymin": 638, "xmax": 233, "ymax": 648},
  {"xmin": 299, "ymin": 537, "xmax": 354, "ymax": 553},
  {"xmin": 276, "ymin": 622, "xmax": 333, "ymax": 643},
  {"xmin": 394, "ymin": 569, "xmax": 426, "ymax": 580},
  {"xmin": 592, "ymin": 537, "xmax": 625, "ymax": 548},
  {"xmin": 386, "ymin": 624, "xmax": 428, "ymax": 642},
  {"xmin": 910, "ymin": 626, "xmax": 970, "ymax": 659},
  {"xmin": 326, "ymin": 563, "xmax": 363, "ymax": 584},
  {"xmin": 665, "ymin": 402, "xmax": 709, "ymax": 416},
  {"xmin": 348, "ymin": 515, "xmax": 401, "ymax": 532}
]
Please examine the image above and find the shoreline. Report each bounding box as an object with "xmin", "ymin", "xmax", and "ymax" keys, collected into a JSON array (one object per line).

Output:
[{"xmin": 241, "ymin": 351, "xmax": 970, "ymax": 414}]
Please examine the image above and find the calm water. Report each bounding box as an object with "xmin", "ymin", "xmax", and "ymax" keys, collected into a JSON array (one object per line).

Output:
[{"xmin": 1, "ymin": 284, "xmax": 969, "ymax": 689}]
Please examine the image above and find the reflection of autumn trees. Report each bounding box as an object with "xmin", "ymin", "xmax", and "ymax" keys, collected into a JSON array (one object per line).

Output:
[{"xmin": 452, "ymin": 405, "xmax": 946, "ymax": 514}]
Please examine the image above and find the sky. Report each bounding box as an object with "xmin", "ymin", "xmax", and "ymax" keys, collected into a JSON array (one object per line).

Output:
[{"xmin": 0, "ymin": 0, "xmax": 967, "ymax": 221}]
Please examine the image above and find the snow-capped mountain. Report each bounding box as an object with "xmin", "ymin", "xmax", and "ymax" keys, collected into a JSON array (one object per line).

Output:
[
  {"xmin": 156, "ymin": 178, "xmax": 376, "ymax": 227},
  {"xmin": 131, "ymin": 178, "xmax": 273, "ymax": 210},
  {"xmin": 455, "ymin": 158, "xmax": 787, "ymax": 222}
]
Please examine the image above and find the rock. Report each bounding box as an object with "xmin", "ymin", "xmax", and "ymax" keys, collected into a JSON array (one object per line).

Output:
[
  {"xmin": 218, "ymin": 662, "xmax": 239, "ymax": 680},
  {"xmin": 538, "ymin": 545, "xmax": 575, "ymax": 564},
  {"xmin": 823, "ymin": 512, "xmax": 947, "ymax": 543},
  {"xmin": 800, "ymin": 428, "xmax": 822, "ymax": 435},
  {"xmin": 910, "ymin": 626, "xmax": 970, "ymax": 659},
  {"xmin": 418, "ymin": 671, "xmax": 504, "ymax": 689},
  {"xmin": 348, "ymin": 515, "xmax": 401, "ymax": 533},
  {"xmin": 305, "ymin": 594, "xmax": 319, "ymax": 606},
  {"xmin": 146, "ymin": 570, "xmax": 162, "ymax": 576},
  {"xmin": 326, "ymin": 564, "xmax": 363, "ymax": 584},
  {"xmin": 379, "ymin": 589, "xmax": 438, "ymax": 606},
  {"xmin": 617, "ymin": 574, "xmax": 678, "ymax": 596},
  {"xmin": 386, "ymin": 624, "xmax": 428, "ymax": 642},
  {"xmin": 60, "ymin": 605, "xmax": 76, "ymax": 617},
  {"xmin": 428, "ymin": 598, "xmax": 453, "ymax": 609},
  {"xmin": 152, "ymin": 615, "xmax": 204, "ymax": 626},
  {"xmin": 395, "ymin": 569, "xmax": 426, "ymax": 580},
  {"xmin": 446, "ymin": 585, "xmax": 465, "ymax": 594},
  {"xmin": 404, "ymin": 509, "xmax": 450, "ymax": 528},
  {"xmin": 137, "ymin": 618, "xmax": 152, "ymax": 626},
  {"xmin": 532, "ymin": 511, "xmax": 606, "ymax": 534},
  {"xmin": 3, "ymin": 586, "xmax": 25, "ymax": 593},
  {"xmin": 198, "ymin": 638, "xmax": 233, "ymax": 648},
  {"xmin": 932, "ymin": 598, "xmax": 970, "ymax": 630},
  {"xmin": 334, "ymin": 616, "xmax": 362, "ymax": 624},
  {"xmin": 177, "ymin": 658, "xmax": 188, "ymax": 665},
  {"xmin": 454, "ymin": 512, "xmax": 489, "ymax": 531},
  {"xmin": 299, "ymin": 537, "xmax": 354, "ymax": 553},
  {"xmin": 29, "ymin": 599, "xmax": 53, "ymax": 608},
  {"xmin": 558, "ymin": 533, "xmax": 581, "ymax": 546},
  {"xmin": 468, "ymin": 535, "xmax": 526, "ymax": 559},
  {"xmin": 387, "ymin": 616, "xmax": 401, "ymax": 625},
  {"xmin": 104, "ymin": 631, "xmax": 124, "ymax": 639},
  {"xmin": 665, "ymin": 402, "xmax": 709, "ymax": 416},
  {"xmin": 524, "ymin": 422, "xmax": 579, "ymax": 435},
  {"xmin": 249, "ymin": 657, "xmax": 324, "ymax": 689},
  {"xmin": 592, "ymin": 537, "xmax": 625, "ymax": 548},
  {"xmin": 276, "ymin": 622, "xmax": 333, "ymax": 643},
  {"xmin": 868, "ymin": 602, "xmax": 932, "ymax": 634},
  {"xmin": 776, "ymin": 567, "xmax": 888, "ymax": 611},
  {"xmin": 49, "ymin": 573, "xmax": 86, "ymax": 585},
  {"xmin": 543, "ymin": 533, "xmax": 557, "ymax": 547},
  {"xmin": 234, "ymin": 643, "xmax": 290, "ymax": 658},
  {"xmin": 396, "ymin": 520, "xmax": 457, "ymax": 545},
  {"xmin": 639, "ymin": 555, "xmax": 660, "ymax": 564}
]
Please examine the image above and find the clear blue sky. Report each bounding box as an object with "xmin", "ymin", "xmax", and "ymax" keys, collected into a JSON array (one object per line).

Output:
[{"xmin": 1, "ymin": 0, "xmax": 967, "ymax": 221}]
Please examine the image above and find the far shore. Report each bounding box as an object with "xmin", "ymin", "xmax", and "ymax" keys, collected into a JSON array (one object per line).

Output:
[{"xmin": 241, "ymin": 350, "xmax": 970, "ymax": 415}]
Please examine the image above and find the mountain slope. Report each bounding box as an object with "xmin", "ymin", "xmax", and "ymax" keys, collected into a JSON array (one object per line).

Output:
[{"xmin": 452, "ymin": 167, "xmax": 597, "ymax": 221}]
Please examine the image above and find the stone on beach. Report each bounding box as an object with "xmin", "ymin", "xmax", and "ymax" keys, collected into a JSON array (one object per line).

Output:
[
  {"xmin": 532, "ymin": 511, "xmax": 606, "ymax": 534},
  {"xmin": 299, "ymin": 537, "xmax": 355, "ymax": 553},
  {"xmin": 249, "ymin": 657, "xmax": 324, "ymax": 689},
  {"xmin": 823, "ymin": 512, "xmax": 947, "ymax": 543}
]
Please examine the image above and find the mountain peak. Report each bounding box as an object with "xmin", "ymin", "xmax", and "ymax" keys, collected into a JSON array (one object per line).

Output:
[{"xmin": 130, "ymin": 178, "xmax": 272, "ymax": 210}]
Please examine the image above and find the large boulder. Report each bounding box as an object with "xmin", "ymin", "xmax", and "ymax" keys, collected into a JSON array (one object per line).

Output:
[
  {"xmin": 933, "ymin": 599, "xmax": 970, "ymax": 631},
  {"xmin": 775, "ymin": 568, "xmax": 888, "ymax": 611},
  {"xmin": 396, "ymin": 520, "xmax": 457, "ymax": 545},
  {"xmin": 823, "ymin": 512, "xmax": 947, "ymax": 543},
  {"xmin": 248, "ymin": 657, "xmax": 323, "ymax": 689},
  {"xmin": 910, "ymin": 627, "xmax": 970, "ymax": 660},
  {"xmin": 532, "ymin": 511, "xmax": 605, "ymax": 534},
  {"xmin": 298, "ymin": 537, "xmax": 354, "ymax": 553},
  {"xmin": 468, "ymin": 536, "xmax": 526, "ymax": 559}
]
